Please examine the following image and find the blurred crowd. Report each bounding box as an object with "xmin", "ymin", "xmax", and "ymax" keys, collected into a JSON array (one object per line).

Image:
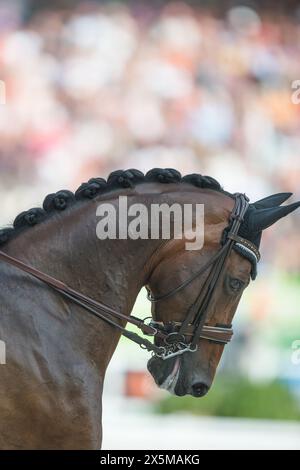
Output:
[{"xmin": 0, "ymin": 1, "xmax": 300, "ymax": 273}]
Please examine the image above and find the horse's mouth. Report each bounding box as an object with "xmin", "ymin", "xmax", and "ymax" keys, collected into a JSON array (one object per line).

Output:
[
  {"xmin": 159, "ymin": 357, "xmax": 181, "ymax": 394},
  {"xmin": 147, "ymin": 355, "xmax": 182, "ymax": 395}
]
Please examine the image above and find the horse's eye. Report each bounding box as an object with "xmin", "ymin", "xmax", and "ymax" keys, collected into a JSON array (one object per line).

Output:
[{"xmin": 229, "ymin": 278, "xmax": 245, "ymax": 292}]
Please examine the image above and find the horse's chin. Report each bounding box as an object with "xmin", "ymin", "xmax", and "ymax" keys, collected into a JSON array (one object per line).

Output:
[{"xmin": 147, "ymin": 355, "xmax": 184, "ymax": 396}]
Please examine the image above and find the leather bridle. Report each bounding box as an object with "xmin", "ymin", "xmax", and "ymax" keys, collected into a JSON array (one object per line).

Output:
[
  {"xmin": 146, "ymin": 193, "xmax": 260, "ymax": 359},
  {"xmin": 0, "ymin": 193, "xmax": 260, "ymax": 361}
]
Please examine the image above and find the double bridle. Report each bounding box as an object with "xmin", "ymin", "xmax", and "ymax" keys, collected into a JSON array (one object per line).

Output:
[
  {"xmin": 146, "ymin": 192, "xmax": 260, "ymax": 359},
  {"xmin": 0, "ymin": 193, "xmax": 260, "ymax": 361}
]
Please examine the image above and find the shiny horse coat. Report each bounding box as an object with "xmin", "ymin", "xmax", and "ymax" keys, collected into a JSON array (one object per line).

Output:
[{"xmin": 0, "ymin": 169, "xmax": 298, "ymax": 448}]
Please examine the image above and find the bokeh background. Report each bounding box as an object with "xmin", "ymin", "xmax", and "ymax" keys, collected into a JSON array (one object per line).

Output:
[{"xmin": 0, "ymin": 0, "xmax": 299, "ymax": 449}]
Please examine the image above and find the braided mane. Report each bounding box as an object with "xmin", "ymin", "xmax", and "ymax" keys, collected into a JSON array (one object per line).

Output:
[{"xmin": 0, "ymin": 168, "xmax": 228, "ymax": 246}]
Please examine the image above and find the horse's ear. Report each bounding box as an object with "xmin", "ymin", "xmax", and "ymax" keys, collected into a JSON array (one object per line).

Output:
[
  {"xmin": 253, "ymin": 193, "xmax": 292, "ymax": 209},
  {"xmin": 249, "ymin": 202, "xmax": 300, "ymax": 232}
]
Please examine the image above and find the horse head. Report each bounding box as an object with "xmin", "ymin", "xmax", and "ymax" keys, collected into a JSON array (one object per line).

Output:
[{"xmin": 147, "ymin": 192, "xmax": 300, "ymax": 397}]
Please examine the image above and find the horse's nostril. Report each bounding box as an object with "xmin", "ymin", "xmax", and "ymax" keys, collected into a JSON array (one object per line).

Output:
[{"xmin": 191, "ymin": 382, "xmax": 209, "ymax": 397}]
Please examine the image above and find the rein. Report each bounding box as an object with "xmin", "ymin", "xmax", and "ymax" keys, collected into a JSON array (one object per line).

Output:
[
  {"xmin": 0, "ymin": 249, "xmax": 165, "ymax": 356},
  {"xmin": 0, "ymin": 193, "xmax": 260, "ymax": 360}
]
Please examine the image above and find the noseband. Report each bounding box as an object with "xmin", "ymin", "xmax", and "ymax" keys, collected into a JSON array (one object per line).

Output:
[{"xmin": 0, "ymin": 193, "xmax": 260, "ymax": 360}]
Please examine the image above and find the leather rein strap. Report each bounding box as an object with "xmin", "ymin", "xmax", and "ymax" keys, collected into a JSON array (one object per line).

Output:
[
  {"xmin": 0, "ymin": 250, "xmax": 165, "ymax": 356},
  {"xmin": 0, "ymin": 193, "xmax": 258, "ymax": 360}
]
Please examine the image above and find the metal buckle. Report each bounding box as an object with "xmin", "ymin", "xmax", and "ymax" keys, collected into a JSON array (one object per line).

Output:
[{"xmin": 142, "ymin": 317, "xmax": 158, "ymax": 336}]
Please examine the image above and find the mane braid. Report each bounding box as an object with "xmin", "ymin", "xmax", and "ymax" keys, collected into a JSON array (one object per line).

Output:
[{"xmin": 0, "ymin": 168, "xmax": 229, "ymax": 246}]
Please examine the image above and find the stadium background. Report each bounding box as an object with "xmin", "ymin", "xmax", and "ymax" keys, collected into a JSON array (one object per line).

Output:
[{"xmin": 0, "ymin": 0, "xmax": 299, "ymax": 448}]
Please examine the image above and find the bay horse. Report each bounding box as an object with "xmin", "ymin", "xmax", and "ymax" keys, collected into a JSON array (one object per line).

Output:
[{"xmin": 0, "ymin": 168, "xmax": 298, "ymax": 449}]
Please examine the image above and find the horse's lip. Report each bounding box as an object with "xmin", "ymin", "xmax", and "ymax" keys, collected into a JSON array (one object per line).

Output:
[{"xmin": 159, "ymin": 357, "xmax": 181, "ymax": 393}]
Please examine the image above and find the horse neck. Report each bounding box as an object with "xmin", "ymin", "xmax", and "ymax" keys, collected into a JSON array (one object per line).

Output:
[
  {"xmin": 6, "ymin": 196, "xmax": 163, "ymax": 316},
  {"xmin": 5, "ymin": 186, "xmax": 233, "ymax": 310},
  {"xmin": 2, "ymin": 193, "xmax": 168, "ymax": 387}
]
